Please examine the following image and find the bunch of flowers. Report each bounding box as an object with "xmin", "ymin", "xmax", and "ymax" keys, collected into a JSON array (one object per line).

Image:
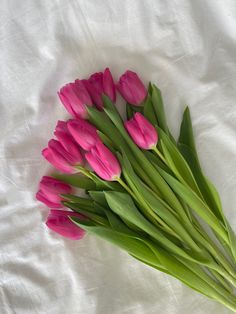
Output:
[{"xmin": 37, "ymin": 68, "xmax": 236, "ymax": 311}]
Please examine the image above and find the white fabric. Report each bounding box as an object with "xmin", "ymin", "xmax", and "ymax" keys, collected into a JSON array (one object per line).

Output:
[{"xmin": 1, "ymin": 1, "xmax": 236, "ymax": 313}]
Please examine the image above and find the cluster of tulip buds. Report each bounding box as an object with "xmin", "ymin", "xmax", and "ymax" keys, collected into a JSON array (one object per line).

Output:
[{"xmin": 37, "ymin": 69, "xmax": 160, "ymax": 238}]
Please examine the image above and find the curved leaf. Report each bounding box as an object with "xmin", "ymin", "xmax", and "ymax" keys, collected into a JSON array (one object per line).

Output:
[{"xmin": 158, "ymin": 168, "xmax": 229, "ymax": 244}]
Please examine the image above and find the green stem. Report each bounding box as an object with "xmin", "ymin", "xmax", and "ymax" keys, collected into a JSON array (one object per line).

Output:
[
  {"xmin": 194, "ymin": 219, "xmax": 236, "ymax": 281},
  {"xmin": 153, "ymin": 146, "xmax": 168, "ymax": 165},
  {"xmin": 209, "ymin": 269, "xmax": 233, "ymax": 293},
  {"xmin": 116, "ymin": 177, "xmax": 182, "ymax": 240},
  {"xmin": 168, "ymin": 200, "xmax": 236, "ymax": 284},
  {"xmin": 213, "ymin": 230, "xmax": 236, "ymax": 265},
  {"xmin": 178, "ymin": 258, "xmax": 236, "ymax": 312},
  {"xmin": 74, "ymin": 165, "xmax": 94, "ymax": 180},
  {"xmin": 116, "ymin": 177, "xmax": 137, "ymax": 200}
]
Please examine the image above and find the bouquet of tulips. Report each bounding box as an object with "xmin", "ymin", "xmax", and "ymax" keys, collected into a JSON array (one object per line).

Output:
[{"xmin": 37, "ymin": 69, "xmax": 236, "ymax": 312}]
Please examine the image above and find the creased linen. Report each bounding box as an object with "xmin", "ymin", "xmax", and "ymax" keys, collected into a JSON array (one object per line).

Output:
[{"xmin": 0, "ymin": 1, "xmax": 236, "ymax": 313}]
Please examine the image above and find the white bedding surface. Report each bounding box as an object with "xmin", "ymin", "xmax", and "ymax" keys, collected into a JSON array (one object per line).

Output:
[{"xmin": 1, "ymin": 1, "xmax": 236, "ymax": 313}]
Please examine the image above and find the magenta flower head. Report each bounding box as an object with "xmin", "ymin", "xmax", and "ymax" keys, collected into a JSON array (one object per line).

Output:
[
  {"xmin": 42, "ymin": 138, "xmax": 84, "ymax": 173},
  {"xmin": 67, "ymin": 118, "xmax": 100, "ymax": 151},
  {"xmin": 125, "ymin": 112, "xmax": 158, "ymax": 150},
  {"xmin": 85, "ymin": 142, "xmax": 121, "ymax": 181},
  {"xmin": 54, "ymin": 120, "xmax": 83, "ymax": 158},
  {"xmin": 117, "ymin": 70, "xmax": 147, "ymax": 106},
  {"xmin": 83, "ymin": 68, "xmax": 116, "ymax": 109},
  {"xmin": 46, "ymin": 209, "xmax": 86, "ymax": 240},
  {"xmin": 36, "ymin": 176, "xmax": 72, "ymax": 208},
  {"xmin": 58, "ymin": 79, "xmax": 93, "ymax": 119}
]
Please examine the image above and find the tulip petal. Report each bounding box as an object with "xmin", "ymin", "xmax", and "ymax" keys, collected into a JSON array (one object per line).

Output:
[
  {"xmin": 117, "ymin": 70, "xmax": 147, "ymax": 106},
  {"xmin": 58, "ymin": 80, "xmax": 93, "ymax": 119},
  {"xmin": 42, "ymin": 147, "xmax": 74, "ymax": 173},
  {"xmin": 83, "ymin": 69, "xmax": 116, "ymax": 109},
  {"xmin": 54, "ymin": 120, "xmax": 83, "ymax": 162},
  {"xmin": 103, "ymin": 68, "xmax": 116, "ymax": 102},
  {"xmin": 46, "ymin": 209, "xmax": 86, "ymax": 240},
  {"xmin": 36, "ymin": 190, "xmax": 63, "ymax": 208},
  {"xmin": 68, "ymin": 119, "xmax": 100, "ymax": 151},
  {"xmin": 125, "ymin": 113, "xmax": 158, "ymax": 149},
  {"xmin": 85, "ymin": 142, "xmax": 121, "ymax": 181}
]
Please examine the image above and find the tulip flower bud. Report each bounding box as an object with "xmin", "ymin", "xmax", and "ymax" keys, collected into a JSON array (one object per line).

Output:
[
  {"xmin": 58, "ymin": 79, "xmax": 93, "ymax": 119},
  {"xmin": 117, "ymin": 70, "xmax": 147, "ymax": 106},
  {"xmin": 42, "ymin": 139, "xmax": 84, "ymax": 173},
  {"xmin": 125, "ymin": 112, "xmax": 158, "ymax": 150},
  {"xmin": 85, "ymin": 142, "xmax": 121, "ymax": 181},
  {"xmin": 36, "ymin": 176, "xmax": 72, "ymax": 208},
  {"xmin": 83, "ymin": 68, "xmax": 116, "ymax": 109},
  {"xmin": 54, "ymin": 120, "xmax": 82, "ymax": 158},
  {"xmin": 67, "ymin": 118, "xmax": 100, "ymax": 151},
  {"xmin": 46, "ymin": 209, "xmax": 86, "ymax": 240}
]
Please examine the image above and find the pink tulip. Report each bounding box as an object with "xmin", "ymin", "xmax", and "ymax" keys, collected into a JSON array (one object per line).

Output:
[
  {"xmin": 83, "ymin": 68, "xmax": 116, "ymax": 109},
  {"xmin": 46, "ymin": 209, "xmax": 86, "ymax": 240},
  {"xmin": 67, "ymin": 118, "xmax": 100, "ymax": 151},
  {"xmin": 117, "ymin": 70, "xmax": 147, "ymax": 106},
  {"xmin": 85, "ymin": 142, "xmax": 121, "ymax": 181},
  {"xmin": 54, "ymin": 120, "xmax": 82, "ymax": 158},
  {"xmin": 58, "ymin": 79, "xmax": 93, "ymax": 119},
  {"xmin": 125, "ymin": 112, "xmax": 158, "ymax": 149},
  {"xmin": 36, "ymin": 176, "xmax": 72, "ymax": 208},
  {"xmin": 42, "ymin": 139, "xmax": 84, "ymax": 173}
]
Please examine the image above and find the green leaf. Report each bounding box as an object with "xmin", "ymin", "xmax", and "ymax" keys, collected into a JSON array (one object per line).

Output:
[
  {"xmin": 61, "ymin": 194, "xmax": 93, "ymax": 206},
  {"xmin": 87, "ymin": 106, "xmax": 125, "ymax": 149},
  {"xmin": 88, "ymin": 191, "xmax": 108, "ymax": 207},
  {"xmin": 205, "ymin": 178, "xmax": 236, "ymax": 262},
  {"xmin": 105, "ymin": 191, "xmax": 211, "ymax": 264},
  {"xmin": 177, "ymin": 107, "xmax": 236, "ymax": 263},
  {"xmin": 140, "ymin": 186, "xmax": 202, "ymax": 252},
  {"xmin": 225, "ymin": 221, "xmax": 236, "ymax": 264},
  {"xmin": 104, "ymin": 210, "xmax": 131, "ymax": 234},
  {"xmin": 126, "ymin": 103, "xmax": 143, "ymax": 117},
  {"xmin": 143, "ymin": 95, "xmax": 158, "ymax": 126},
  {"xmin": 130, "ymin": 254, "xmax": 172, "ymax": 276},
  {"xmin": 204, "ymin": 177, "xmax": 223, "ymax": 214},
  {"xmin": 130, "ymin": 254, "xmax": 169, "ymax": 274},
  {"xmin": 148, "ymin": 244, "xmax": 219, "ymax": 300},
  {"xmin": 151, "ymin": 84, "xmax": 177, "ymax": 144},
  {"xmin": 72, "ymin": 217, "xmax": 236, "ymax": 310},
  {"xmin": 72, "ymin": 216, "xmax": 208, "ymax": 295},
  {"xmin": 143, "ymin": 151, "xmax": 174, "ymax": 175},
  {"xmin": 126, "ymin": 103, "xmax": 134, "ymax": 119},
  {"xmin": 157, "ymin": 168, "xmax": 229, "ymax": 244},
  {"xmin": 120, "ymin": 151, "xmax": 203, "ymax": 252},
  {"xmin": 151, "ymin": 84, "xmax": 169, "ymax": 133},
  {"xmin": 176, "ymin": 256, "xmax": 236, "ymax": 305},
  {"xmin": 144, "ymin": 240, "xmax": 236, "ymax": 306},
  {"xmin": 178, "ymin": 143, "xmax": 225, "ymax": 221},
  {"xmin": 89, "ymin": 190, "xmax": 142, "ymax": 233},
  {"xmin": 148, "ymin": 82, "xmax": 153, "ymax": 94},
  {"xmin": 89, "ymin": 173, "xmax": 124, "ymax": 192},
  {"xmin": 52, "ymin": 173, "xmax": 96, "ymax": 190},
  {"xmin": 178, "ymin": 107, "xmax": 225, "ymax": 220},
  {"xmin": 64, "ymin": 202, "xmax": 108, "ymax": 225},
  {"xmin": 209, "ymin": 269, "xmax": 233, "ymax": 293},
  {"xmin": 178, "ymin": 106, "xmax": 197, "ymax": 154},
  {"xmin": 62, "ymin": 195, "xmax": 105, "ymax": 216},
  {"xmin": 70, "ymin": 217, "xmax": 96, "ymax": 227},
  {"xmin": 71, "ymin": 218, "xmax": 162, "ymax": 268},
  {"xmin": 159, "ymin": 128, "xmax": 202, "ymax": 197}
]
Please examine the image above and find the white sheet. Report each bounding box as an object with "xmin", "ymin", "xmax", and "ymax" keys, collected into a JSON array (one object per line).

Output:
[{"xmin": 1, "ymin": 1, "xmax": 236, "ymax": 313}]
